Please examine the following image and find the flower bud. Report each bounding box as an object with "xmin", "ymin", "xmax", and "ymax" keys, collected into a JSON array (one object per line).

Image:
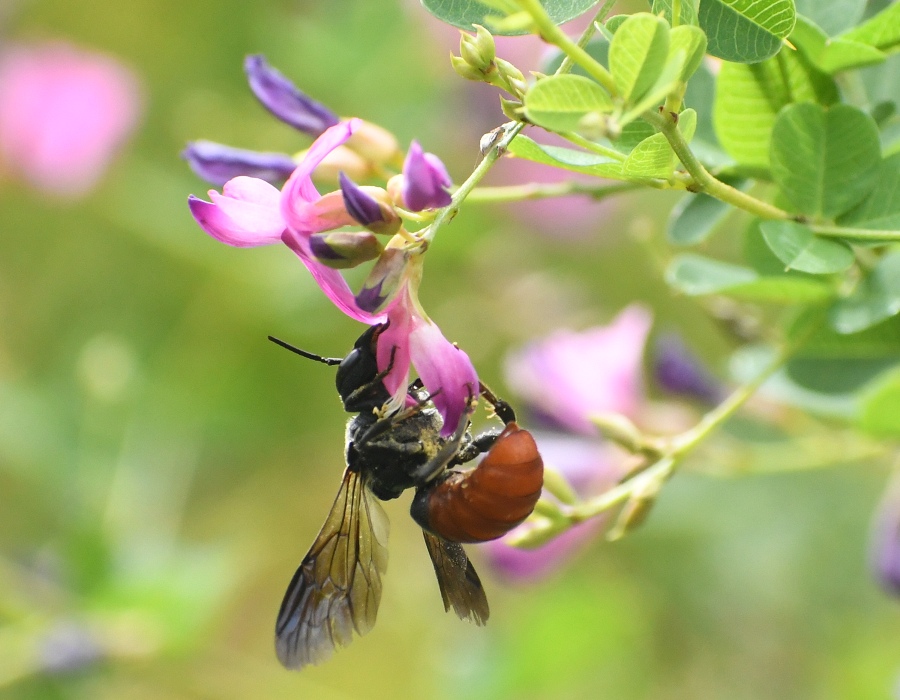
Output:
[
  {"xmin": 590, "ymin": 412, "xmax": 643, "ymax": 453},
  {"xmin": 339, "ymin": 173, "xmax": 401, "ymax": 236},
  {"xmin": 182, "ymin": 140, "xmax": 296, "ymax": 186},
  {"xmin": 244, "ymin": 55, "xmax": 339, "ymax": 136},
  {"xmin": 459, "ymin": 25, "xmax": 496, "ymax": 75},
  {"xmin": 346, "ymin": 120, "xmax": 400, "ymax": 165},
  {"xmin": 309, "ymin": 231, "xmax": 384, "ymax": 269},
  {"xmin": 307, "ymin": 144, "xmax": 370, "ymax": 184},
  {"xmin": 450, "ymin": 54, "xmax": 489, "ymax": 82},
  {"xmin": 401, "ymin": 140, "xmax": 452, "ymax": 211},
  {"xmin": 495, "ymin": 58, "xmax": 527, "ymax": 98},
  {"xmin": 356, "ymin": 246, "xmax": 409, "ymax": 313}
]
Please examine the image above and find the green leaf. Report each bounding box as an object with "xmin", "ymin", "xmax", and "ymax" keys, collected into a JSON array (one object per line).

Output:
[
  {"xmin": 859, "ymin": 366, "xmax": 900, "ymax": 438},
  {"xmin": 791, "ymin": 15, "xmax": 886, "ymax": 73},
  {"xmin": 770, "ymin": 103, "xmax": 881, "ymax": 218},
  {"xmin": 840, "ymin": 2, "xmax": 900, "ymax": 51},
  {"xmin": 801, "ymin": 315, "xmax": 900, "ymax": 359},
  {"xmin": 830, "ymin": 251, "xmax": 900, "ymax": 333},
  {"xmin": 619, "ymin": 49, "xmax": 685, "ymax": 125},
  {"xmin": 523, "ymin": 75, "xmax": 614, "ymax": 132},
  {"xmin": 507, "ymin": 135, "xmax": 624, "ymax": 177},
  {"xmin": 759, "ymin": 221, "xmax": 854, "ymax": 274},
  {"xmin": 698, "ymin": 0, "xmax": 796, "ymax": 63},
  {"xmin": 713, "ymin": 49, "xmax": 838, "ymax": 168},
  {"xmin": 667, "ymin": 185, "xmax": 745, "ymax": 246},
  {"xmin": 682, "ymin": 61, "xmax": 730, "ymax": 166},
  {"xmin": 420, "ymin": 0, "xmax": 600, "ymax": 34},
  {"xmin": 651, "ymin": 0, "xmax": 698, "ymax": 26},
  {"xmin": 839, "ymin": 152, "xmax": 900, "ymax": 231},
  {"xmin": 622, "ymin": 109, "xmax": 696, "ymax": 178},
  {"xmin": 794, "ymin": 0, "xmax": 865, "ymax": 36},
  {"xmin": 609, "ymin": 13, "xmax": 670, "ymax": 103},
  {"xmin": 666, "ymin": 254, "xmax": 832, "ymax": 303},
  {"xmin": 669, "ymin": 24, "xmax": 707, "ymax": 81}
]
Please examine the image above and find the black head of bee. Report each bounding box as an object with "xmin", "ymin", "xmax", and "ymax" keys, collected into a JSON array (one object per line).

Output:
[{"xmin": 268, "ymin": 323, "xmax": 392, "ymax": 415}]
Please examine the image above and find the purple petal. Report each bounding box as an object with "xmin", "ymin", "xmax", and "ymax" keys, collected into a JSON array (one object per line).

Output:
[
  {"xmin": 182, "ymin": 140, "xmax": 296, "ymax": 186},
  {"xmin": 339, "ymin": 171, "xmax": 383, "ymax": 226},
  {"xmin": 653, "ymin": 333, "xmax": 723, "ymax": 403},
  {"xmin": 188, "ymin": 176, "xmax": 285, "ymax": 247},
  {"xmin": 281, "ymin": 120, "xmax": 359, "ymax": 231},
  {"xmin": 408, "ymin": 316, "xmax": 479, "ymax": 436},
  {"xmin": 872, "ymin": 481, "xmax": 900, "ymax": 595},
  {"xmin": 401, "ymin": 140, "xmax": 453, "ymax": 211},
  {"xmin": 244, "ymin": 54, "xmax": 339, "ymax": 136}
]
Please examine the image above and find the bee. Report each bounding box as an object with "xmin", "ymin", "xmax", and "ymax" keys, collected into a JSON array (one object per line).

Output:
[{"xmin": 268, "ymin": 324, "xmax": 543, "ymax": 669}]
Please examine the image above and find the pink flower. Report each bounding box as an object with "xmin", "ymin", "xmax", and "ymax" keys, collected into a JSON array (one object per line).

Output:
[
  {"xmin": 480, "ymin": 432, "xmax": 626, "ymax": 581},
  {"xmin": 188, "ymin": 120, "xmax": 382, "ymax": 324},
  {"xmin": 484, "ymin": 306, "xmax": 654, "ymax": 581},
  {"xmin": 504, "ymin": 305, "xmax": 653, "ymax": 435},
  {"xmin": 0, "ymin": 41, "xmax": 141, "ymax": 198},
  {"xmin": 188, "ymin": 120, "xmax": 479, "ymax": 433},
  {"xmin": 377, "ymin": 282, "xmax": 479, "ymax": 436}
]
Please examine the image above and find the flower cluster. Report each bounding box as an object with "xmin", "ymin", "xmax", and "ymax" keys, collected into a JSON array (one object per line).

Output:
[{"xmin": 186, "ymin": 56, "xmax": 473, "ymax": 434}]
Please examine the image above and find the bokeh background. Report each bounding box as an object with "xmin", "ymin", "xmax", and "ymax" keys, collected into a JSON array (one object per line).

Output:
[{"xmin": 1, "ymin": 0, "xmax": 899, "ymax": 698}]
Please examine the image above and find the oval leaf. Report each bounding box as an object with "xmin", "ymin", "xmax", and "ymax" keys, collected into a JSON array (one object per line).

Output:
[
  {"xmin": 839, "ymin": 152, "xmax": 900, "ymax": 231},
  {"xmin": 859, "ymin": 366, "xmax": 900, "ymax": 438},
  {"xmin": 609, "ymin": 13, "xmax": 671, "ymax": 103},
  {"xmin": 759, "ymin": 221, "xmax": 854, "ymax": 274},
  {"xmin": 770, "ymin": 103, "xmax": 881, "ymax": 218},
  {"xmin": 830, "ymin": 251, "xmax": 900, "ymax": 334},
  {"xmin": 666, "ymin": 254, "xmax": 831, "ymax": 302},
  {"xmin": 523, "ymin": 75, "xmax": 613, "ymax": 132},
  {"xmin": 420, "ymin": 0, "xmax": 600, "ymax": 34},
  {"xmin": 794, "ymin": 0, "xmax": 865, "ymax": 36},
  {"xmin": 713, "ymin": 49, "xmax": 838, "ymax": 167},
  {"xmin": 699, "ymin": 0, "xmax": 796, "ymax": 63},
  {"xmin": 667, "ymin": 182, "xmax": 747, "ymax": 246},
  {"xmin": 507, "ymin": 135, "xmax": 624, "ymax": 177}
]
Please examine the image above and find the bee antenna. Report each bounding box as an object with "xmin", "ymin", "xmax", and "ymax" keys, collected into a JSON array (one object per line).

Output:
[{"xmin": 268, "ymin": 336, "xmax": 342, "ymax": 366}]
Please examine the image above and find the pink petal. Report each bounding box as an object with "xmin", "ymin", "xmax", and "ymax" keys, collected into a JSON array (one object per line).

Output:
[
  {"xmin": 281, "ymin": 227, "xmax": 385, "ymax": 324},
  {"xmin": 379, "ymin": 299, "xmax": 415, "ymax": 401},
  {"xmin": 188, "ymin": 192, "xmax": 284, "ymax": 247},
  {"xmin": 408, "ymin": 316, "xmax": 479, "ymax": 436},
  {"xmin": 505, "ymin": 305, "xmax": 653, "ymax": 435},
  {"xmin": 281, "ymin": 119, "xmax": 359, "ymax": 231}
]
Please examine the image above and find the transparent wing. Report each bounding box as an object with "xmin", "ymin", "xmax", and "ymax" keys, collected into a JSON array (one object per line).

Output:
[
  {"xmin": 275, "ymin": 468, "xmax": 390, "ymax": 669},
  {"xmin": 422, "ymin": 532, "xmax": 489, "ymax": 626}
]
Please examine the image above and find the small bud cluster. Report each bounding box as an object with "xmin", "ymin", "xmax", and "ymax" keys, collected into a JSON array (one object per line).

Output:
[{"xmin": 451, "ymin": 25, "xmax": 527, "ymax": 100}]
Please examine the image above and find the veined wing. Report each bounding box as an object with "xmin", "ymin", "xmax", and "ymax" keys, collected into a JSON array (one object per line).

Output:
[
  {"xmin": 422, "ymin": 532, "xmax": 489, "ymax": 626},
  {"xmin": 275, "ymin": 467, "xmax": 390, "ymax": 669}
]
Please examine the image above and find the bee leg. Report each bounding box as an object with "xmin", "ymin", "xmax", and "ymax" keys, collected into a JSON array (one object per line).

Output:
[
  {"xmin": 478, "ymin": 382, "xmax": 516, "ymax": 425},
  {"xmin": 411, "ymin": 415, "xmax": 472, "ymax": 486},
  {"xmin": 449, "ymin": 429, "xmax": 502, "ymax": 466}
]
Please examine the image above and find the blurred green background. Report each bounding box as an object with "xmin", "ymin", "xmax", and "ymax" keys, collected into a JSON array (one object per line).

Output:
[{"xmin": 1, "ymin": 0, "xmax": 899, "ymax": 698}]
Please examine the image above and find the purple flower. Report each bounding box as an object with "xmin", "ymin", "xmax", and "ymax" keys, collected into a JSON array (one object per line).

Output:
[
  {"xmin": 244, "ymin": 54, "xmax": 339, "ymax": 136},
  {"xmin": 480, "ymin": 433, "xmax": 627, "ymax": 581},
  {"xmin": 182, "ymin": 140, "xmax": 297, "ymax": 186},
  {"xmin": 653, "ymin": 333, "xmax": 723, "ymax": 403},
  {"xmin": 0, "ymin": 41, "xmax": 142, "ymax": 198},
  {"xmin": 504, "ymin": 305, "xmax": 653, "ymax": 435},
  {"xmin": 401, "ymin": 140, "xmax": 452, "ymax": 211},
  {"xmin": 871, "ymin": 481, "xmax": 900, "ymax": 595},
  {"xmin": 189, "ymin": 119, "xmax": 381, "ymax": 323}
]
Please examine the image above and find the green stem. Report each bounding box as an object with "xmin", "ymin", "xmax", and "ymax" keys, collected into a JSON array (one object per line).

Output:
[
  {"xmin": 809, "ymin": 224, "xmax": 900, "ymax": 242},
  {"xmin": 643, "ymin": 110, "xmax": 795, "ymax": 221},
  {"xmin": 422, "ymin": 122, "xmax": 525, "ymax": 244},
  {"xmin": 466, "ymin": 181, "xmax": 640, "ymax": 203},
  {"xmin": 516, "ymin": 0, "xmax": 617, "ymax": 95},
  {"xmin": 555, "ymin": 1, "xmax": 613, "ymax": 75},
  {"xmin": 561, "ymin": 131, "xmax": 627, "ymax": 161}
]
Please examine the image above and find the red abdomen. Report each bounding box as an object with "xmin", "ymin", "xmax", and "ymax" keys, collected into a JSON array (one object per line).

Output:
[{"xmin": 412, "ymin": 423, "xmax": 544, "ymax": 543}]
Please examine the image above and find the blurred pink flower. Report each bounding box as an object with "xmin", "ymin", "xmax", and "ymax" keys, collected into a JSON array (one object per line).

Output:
[
  {"xmin": 480, "ymin": 432, "xmax": 626, "ymax": 581},
  {"xmin": 0, "ymin": 41, "xmax": 142, "ymax": 198},
  {"xmin": 505, "ymin": 305, "xmax": 653, "ymax": 435},
  {"xmin": 484, "ymin": 306, "xmax": 654, "ymax": 581}
]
